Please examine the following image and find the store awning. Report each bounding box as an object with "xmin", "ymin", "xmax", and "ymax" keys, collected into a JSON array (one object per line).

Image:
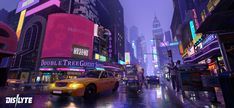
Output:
[{"xmin": 184, "ymin": 40, "xmax": 221, "ymax": 63}]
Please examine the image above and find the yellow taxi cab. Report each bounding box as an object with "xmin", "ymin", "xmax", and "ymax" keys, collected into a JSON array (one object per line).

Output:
[{"xmin": 48, "ymin": 70, "xmax": 119, "ymax": 98}]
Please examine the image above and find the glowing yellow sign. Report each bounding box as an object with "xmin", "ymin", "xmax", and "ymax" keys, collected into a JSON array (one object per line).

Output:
[{"xmin": 16, "ymin": 10, "xmax": 26, "ymax": 40}]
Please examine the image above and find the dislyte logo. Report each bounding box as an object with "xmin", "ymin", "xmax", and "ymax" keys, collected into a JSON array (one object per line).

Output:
[{"xmin": 5, "ymin": 94, "xmax": 33, "ymax": 107}]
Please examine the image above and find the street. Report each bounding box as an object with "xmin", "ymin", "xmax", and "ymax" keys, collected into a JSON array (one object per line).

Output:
[
  {"xmin": 1, "ymin": 0, "xmax": 234, "ymax": 107},
  {"xmin": 0, "ymin": 84, "xmax": 183, "ymax": 108}
]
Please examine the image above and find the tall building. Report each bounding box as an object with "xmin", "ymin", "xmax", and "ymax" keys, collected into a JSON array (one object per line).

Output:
[
  {"xmin": 164, "ymin": 31, "xmax": 172, "ymax": 43},
  {"xmin": 0, "ymin": 9, "xmax": 8, "ymax": 23},
  {"xmin": 124, "ymin": 26, "xmax": 129, "ymax": 42},
  {"xmin": 152, "ymin": 15, "xmax": 164, "ymax": 73},
  {"xmin": 60, "ymin": 0, "xmax": 99, "ymax": 23},
  {"xmin": 195, "ymin": 1, "xmax": 234, "ymax": 107},
  {"xmin": 97, "ymin": 0, "xmax": 125, "ymax": 62},
  {"xmin": 129, "ymin": 26, "xmax": 139, "ymax": 42},
  {"xmin": 136, "ymin": 36, "xmax": 147, "ymax": 71},
  {"xmin": 152, "ymin": 16, "xmax": 163, "ymax": 40},
  {"xmin": 136, "ymin": 36, "xmax": 143, "ymax": 64},
  {"xmin": 129, "ymin": 26, "xmax": 139, "ymax": 58}
]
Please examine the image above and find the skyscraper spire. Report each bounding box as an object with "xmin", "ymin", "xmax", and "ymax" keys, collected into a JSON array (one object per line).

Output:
[{"xmin": 153, "ymin": 15, "xmax": 161, "ymax": 29}]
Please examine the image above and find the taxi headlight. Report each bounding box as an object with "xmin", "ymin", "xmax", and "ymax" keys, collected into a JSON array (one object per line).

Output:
[{"xmin": 68, "ymin": 83, "xmax": 84, "ymax": 89}]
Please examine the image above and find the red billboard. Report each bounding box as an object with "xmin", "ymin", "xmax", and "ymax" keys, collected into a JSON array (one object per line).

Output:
[{"xmin": 41, "ymin": 13, "xmax": 94, "ymax": 59}]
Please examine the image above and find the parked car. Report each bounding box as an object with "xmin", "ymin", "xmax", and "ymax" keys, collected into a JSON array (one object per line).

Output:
[
  {"xmin": 123, "ymin": 64, "xmax": 140, "ymax": 89},
  {"xmin": 49, "ymin": 70, "xmax": 119, "ymax": 99},
  {"xmin": 146, "ymin": 76, "xmax": 160, "ymax": 84},
  {"xmin": 6, "ymin": 79, "xmax": 24, "ymax": 90}
]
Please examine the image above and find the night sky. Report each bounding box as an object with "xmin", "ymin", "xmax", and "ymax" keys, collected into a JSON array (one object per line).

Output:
[
  {"xmin": 120, "ymin": 0, "xmax": 173, "ymax": 74},
  {"xmin": 119, "ymin": 0, "xmax": 173, "ymax": 41},
  {"xmin": 0, "ymin": 0, "xmax": 173, "ymax": 41},
  {"xmin": 0, "ymin": 0, "xmax": 18, "ymax": 11}
]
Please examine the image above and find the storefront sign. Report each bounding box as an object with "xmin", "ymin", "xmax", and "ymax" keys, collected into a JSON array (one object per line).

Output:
[
  {"xmin": 118, "ymin": 60, "xmax": 125, "ymax": 65},
  {"xmin": 72, "ymin": 45, "xmax": 89, "ymax": 59},
  {"xmin": 188, "ymin": 46, "xmax": 195, "ymax": 56},
  {"xmin": 125, "ymin": 52, "xmax": 130, "ymax": 64},
  {"xmin": 99, "ymin": 55, "xmax": 107, "ymax": 62},
  {"xmin": 189, "ymin": 20, "xmax": 196, "ymax": 39},
  {"xmin": 95, "ymin": 53, "xmax": 100, "ymax": 60},
  {"xmin": 25, "ymin": 0, "xmax": 60, "ymax": 17},
  {"xmin": 40, "ymin": 58, "xmax": 103, "ymax": 68},
  {"xmin": 16, "ymin": 0, "xmax": 40, "ymax": 13},
  {"xmin": 57, "ymin": 68, "xmax": 85, "ymax": 72},
  {"xmin": 202, "ymin": 34, "xmax": 217, "ymax": 47},
  {"xmin": 39, "ymin": 68, "xmax": 53, "ymax": 71},
  {"xmin": 169, "ymin": 41, "xmax": 179, "ymax": 46}
]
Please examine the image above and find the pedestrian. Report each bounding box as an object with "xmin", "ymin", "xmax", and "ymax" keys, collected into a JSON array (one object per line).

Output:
[
  {"xmin": 170, "ymin": 60, "xmax": 181, "ymax": 92},
  {"xmin": 136, "ymin": 65, "xmax": 144, "ymax": 93},
  {"xmin": 170, "ymin": 63, "xmax": 176, "ymax": 90}
]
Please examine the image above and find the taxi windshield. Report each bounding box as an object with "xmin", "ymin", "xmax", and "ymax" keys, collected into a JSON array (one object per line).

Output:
[{"xmin": 84, "ymin": 71, "xmax": 101, "ymax": 78}]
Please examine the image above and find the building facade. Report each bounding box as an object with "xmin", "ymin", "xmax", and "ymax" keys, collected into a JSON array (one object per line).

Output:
[
  {"xmin": 0, "ymin": 22, "xmax": 17, "ymax": 86},
  {"xmin": 10, "ymin": 0, "xmax": 124, "ymax": 83}
]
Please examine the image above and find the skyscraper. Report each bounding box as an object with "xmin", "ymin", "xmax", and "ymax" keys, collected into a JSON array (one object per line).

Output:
[
  {"xmin": 152, "ymin": 16, "xmax": 163, "ymax": 41},
  {"xmin": 152, "ymin": 15, "xmax": 164, "ymax": 73},
  {"xmin": 164, "ymin": 31, "xmax": 172, "ymax": 43},
  {"xmin": 129, "ymin": 26, "xmax": 139, "ymax": 58}
]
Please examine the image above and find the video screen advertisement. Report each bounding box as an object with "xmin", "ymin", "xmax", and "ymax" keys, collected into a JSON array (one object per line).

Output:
[{"xmin": 41, "ymin": 13, "xmax": 94, "ymax": 59}]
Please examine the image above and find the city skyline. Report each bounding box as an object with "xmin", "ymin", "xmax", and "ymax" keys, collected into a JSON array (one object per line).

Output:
[{"xmin": 120, "ymin": 0, "xmax": 173, "ymax": 41}]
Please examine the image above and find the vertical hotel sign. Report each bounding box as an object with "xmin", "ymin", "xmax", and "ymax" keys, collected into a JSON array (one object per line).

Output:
[
  {"xmin": 125, "ymin": 52, "xmax": 130, "ymax": 64},
  {"xmin": 16, "ymin": 0, "xmax": 40, "ymax": 40}
]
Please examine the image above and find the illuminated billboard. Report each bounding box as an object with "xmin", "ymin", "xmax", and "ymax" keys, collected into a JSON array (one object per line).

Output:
[
  {"xmin": 189, "ymin": 20, "xmax": 196, "ymax": 39},
  {"xmin": 125, "ymin": 52, "xmax": 130, "ymax": 64},
  {"xmin": 41, "ymin": 13, "xmax": 94, "ymax": 59},
  {"xmin": 152, "ymin": 46, "xmax": 158, "ymax": 63},
  {"xmin": 72, "ymin": 45, "xmax": 89, "ymax": 59}
]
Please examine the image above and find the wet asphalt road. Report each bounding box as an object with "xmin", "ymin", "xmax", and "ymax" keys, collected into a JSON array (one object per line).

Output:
[{"xmin": 0, "ymin": 84, "xmax": 183, "ymax": 108}]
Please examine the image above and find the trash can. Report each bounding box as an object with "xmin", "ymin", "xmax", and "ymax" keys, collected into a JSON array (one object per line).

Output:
[{"xmin": 218, "ymin": 71, "xmax": 234, "ymax": 108}]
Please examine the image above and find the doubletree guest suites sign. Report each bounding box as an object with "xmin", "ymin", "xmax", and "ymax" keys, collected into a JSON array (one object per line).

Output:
[
  {"xmin": 40, "ymin": 58, "xmax": 103, "ymax": 68},
  {"xmin": 16, "ymin": 0, "xmax": 40, "ymax": 13}
]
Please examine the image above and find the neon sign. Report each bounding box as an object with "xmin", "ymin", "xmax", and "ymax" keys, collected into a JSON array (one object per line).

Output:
[
  {"xmin": 125, "ymin": 52, "xmax": 130, "ymax": 64},
  {"xmin": 189, "ymin": 20, "xmax": 196, "ymax": 39}
]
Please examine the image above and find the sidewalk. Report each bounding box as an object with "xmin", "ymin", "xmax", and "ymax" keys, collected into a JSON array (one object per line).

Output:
[
  {"xmin": 161, "ymin": 78, "xmax": 197, "ymax": 108},
  {"xmin": 161, "ymin": 78, "xmax": 225, "ymax": 108},
  {"xmin": 0, "ymin": 84, "xmax": 49, "ymax": 97}
]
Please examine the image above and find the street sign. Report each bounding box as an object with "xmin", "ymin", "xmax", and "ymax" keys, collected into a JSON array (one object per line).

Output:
[{"xmin": 16, "ymin": 0, "xmax": 40, "ymax": 13}]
